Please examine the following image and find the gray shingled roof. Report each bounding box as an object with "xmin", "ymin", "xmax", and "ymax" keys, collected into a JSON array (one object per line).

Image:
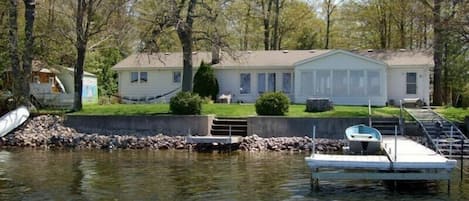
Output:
[{"xmin": 112, "ymin": 50, "xmax": 433, "ymax": 70}]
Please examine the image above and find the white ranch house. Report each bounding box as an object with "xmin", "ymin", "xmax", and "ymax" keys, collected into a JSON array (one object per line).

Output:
[{"xmin": 112, "ymin": 49, "xmax": 433, "ymax": 106}]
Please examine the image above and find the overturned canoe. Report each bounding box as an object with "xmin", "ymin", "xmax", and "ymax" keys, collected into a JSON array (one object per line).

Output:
[{"xmin": 0, "ymin": 106, "xmax": 29, "ymax": 137}]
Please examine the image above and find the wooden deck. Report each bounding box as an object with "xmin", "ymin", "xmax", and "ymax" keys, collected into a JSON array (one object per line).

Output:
[{"xmin": 185, "ymin": 135, "xmax": 243, "ymax": 144}]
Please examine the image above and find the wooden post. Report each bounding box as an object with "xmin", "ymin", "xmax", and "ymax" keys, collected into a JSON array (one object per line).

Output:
[{"xmin": 229, "ymin": 125, "xmax": 232, "ymax": 152}]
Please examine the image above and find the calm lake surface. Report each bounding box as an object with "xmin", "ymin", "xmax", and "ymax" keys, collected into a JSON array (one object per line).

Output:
[{"xmin": 0, "ymin": 149, "xmax": 467, "ymax": 201}]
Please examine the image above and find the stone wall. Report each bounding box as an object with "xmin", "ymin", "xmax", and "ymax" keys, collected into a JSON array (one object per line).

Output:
[
  {"xmin": 247, "ymin": 117, "xmax": 396, "ymax": 139},
  {"xmin": 64, "ymin": 115, "xmax": 214, "ymax": 136}
]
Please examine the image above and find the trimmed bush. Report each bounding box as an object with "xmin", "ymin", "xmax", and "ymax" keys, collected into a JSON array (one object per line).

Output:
[
  {"xmin": 170, "ymin": 92, "xmax": 202, "ymax": 115},
  {"xmin": 193, "ymin": 61, "xmax": 219, "ymax": 101},
  {"xmin": 255, "ymin": 92, "xmax": 290, "ymax": 115}
]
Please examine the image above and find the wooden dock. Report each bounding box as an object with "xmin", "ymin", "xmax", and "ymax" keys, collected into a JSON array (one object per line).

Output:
[
  {"xmin": 305, "ymin": 135, "xmax": 457, "ymax": 188},
  {"xmin": 185, "ymin": 135, "xmax": 243, "ymax": 144}
]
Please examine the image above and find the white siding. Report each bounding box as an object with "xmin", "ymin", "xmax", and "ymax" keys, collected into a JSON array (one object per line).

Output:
[
  {"xmin": 215, "ymin": 68, "xmax": 294, "ymax": 103},
  {"xmin": 118, "ymin": 70, "xmax": 182, "ymax": 102},
  {"xmin": 387, "ymin": 66, "xmax": 430, "ymax": 106},
  {"xmin": 294, "ymin": 51, "xmax": 387, "ymax": 105}
]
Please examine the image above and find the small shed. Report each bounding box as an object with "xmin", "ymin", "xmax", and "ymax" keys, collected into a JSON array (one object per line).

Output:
[{"xmin": 58, "ymin": 67, "xmax": 98, "ymax": 104}]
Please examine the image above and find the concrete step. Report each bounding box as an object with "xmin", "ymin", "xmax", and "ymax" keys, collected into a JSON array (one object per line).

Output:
[
  {"xmin": 212, "ymin": 124, "xmax": 247, "ymax": 130},
  {"xmin": 213, "ymin": 118, "xmax": 247, "ymax": 125},
  {"xmin": 210, "ymin": 129, "xmax": 247, "ymax": 136}
]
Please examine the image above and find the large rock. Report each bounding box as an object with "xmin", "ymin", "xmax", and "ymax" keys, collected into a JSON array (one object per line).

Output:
[{"xmin": 306, "ymin": 98, "xmax": 333, "ymax": 112}]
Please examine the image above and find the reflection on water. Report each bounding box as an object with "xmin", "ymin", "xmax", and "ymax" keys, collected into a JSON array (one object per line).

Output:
[{"xmin": 0, "ymin": 148, "xmax": 467, "ymax": 201}]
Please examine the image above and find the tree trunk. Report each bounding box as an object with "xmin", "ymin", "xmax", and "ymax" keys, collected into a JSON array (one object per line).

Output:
[
  {"xmin": 432, "ymin": 0, "xmax": 443, "ymax": 105},
  {"xmin": 262, "ymin": 0, "xmax": 273, "ymax": 50},
  {"xmin": 8, "ymin": 0, "xmax": 21, "ymax": 98},
  {"xmin": 73, "ymin": 0, "xmax": 86, "ymax": 111},
  {"xmin": 271, "ymin": 0, "xmax": 280, "ymax": 50},
  {"xmin": 242, "ymin": 3, "xmax": 251, "ymax": 50},
  {"xmin": 324, "ymin": 0, "xmax": 332, "ymax": 49},
  {"xmin": 176, "ymin": 0, "xmax": 196, "ymax": 92},
  {"xmin": 22, "ymin": 0, "xmax": 35, "ymax": 101}
]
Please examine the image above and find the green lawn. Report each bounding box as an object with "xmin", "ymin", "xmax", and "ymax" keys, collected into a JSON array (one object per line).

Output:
[
  {"xmin": 435, "ymin": 107, "xmax": 469, "ymax": 123},
  {"xmin": 71, "ymin": 103, "xmax": 403, "ymax": 118}
]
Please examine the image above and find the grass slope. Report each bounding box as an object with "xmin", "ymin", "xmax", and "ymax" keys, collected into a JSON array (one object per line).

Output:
[{"xmin": 71, "ymin": 103, "xmax": 402, "ymax": 118}]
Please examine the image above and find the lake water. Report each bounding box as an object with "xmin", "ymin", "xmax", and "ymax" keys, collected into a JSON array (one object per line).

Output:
[{"xmin": 0, "ymin": 149, "xmax": 467, "ymax": 201}]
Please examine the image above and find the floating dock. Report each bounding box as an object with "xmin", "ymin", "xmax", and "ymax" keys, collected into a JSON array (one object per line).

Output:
[{"xmin": 305, "ymin": 135, "xmax": 457, "ymax": 188}]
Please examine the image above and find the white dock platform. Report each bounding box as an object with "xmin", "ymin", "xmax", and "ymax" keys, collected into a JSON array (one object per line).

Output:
[
  {"xmin": 305, "ymin": 136, "xmax": 457, "ymax": 184},
  {"xmin": 185, "ymin": 135, "xmax": 243, "ymax": 144}
]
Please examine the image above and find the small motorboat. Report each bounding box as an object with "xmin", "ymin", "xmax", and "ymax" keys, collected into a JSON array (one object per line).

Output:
[
  {"xmin": 0, "ymin": 106, "xmax": 29, "ymax": 137},
  {"xmin": 345, "ymin": 124, "xmax": 382, "ymax": 154}
]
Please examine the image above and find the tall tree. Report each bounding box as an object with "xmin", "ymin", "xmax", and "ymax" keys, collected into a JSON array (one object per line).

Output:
[
  {"xmin": 259, "ymin": 0, "xmax": 273, "ymax": 50},
  {"xmin": 7, "ymin": 0, "xmax": 36, "ymax": 105},
  {"xmin": 323, "ymin": 0, "xmax": 340, "ymax": 49},
  {"xmin": 71, "ymin": 0, "xmax": 125, "ymax": 111}
]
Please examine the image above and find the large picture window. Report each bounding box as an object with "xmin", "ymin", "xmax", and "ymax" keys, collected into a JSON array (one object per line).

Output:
[
  {"xmin": 406, "ymin": 72, "xmax": 417, "ymax": 94},
  {"xmin": 367, "ymin": 71, "xmax": 380, "ymax": 96},
  {"xmin": 282, "ymin": 73, "xmax": 292, "ymax": 94},
  {"xmin": 240, "ymin": 73, "xmax": 251, "ymax": 94}
]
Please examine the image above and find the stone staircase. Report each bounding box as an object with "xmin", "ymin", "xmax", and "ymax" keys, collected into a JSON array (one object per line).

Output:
[
  {"xmin": 210, "ymin": 117, "xmax": 248, "ymax": 136},
  {"xmin": 406, "ymin": 108, "xmax": 469, "ymax": 158}
]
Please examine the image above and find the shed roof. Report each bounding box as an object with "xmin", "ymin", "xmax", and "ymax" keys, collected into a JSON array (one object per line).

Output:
[{"xmin": 112, "ymin": 49, "xmax": 433, "ymax": 70}]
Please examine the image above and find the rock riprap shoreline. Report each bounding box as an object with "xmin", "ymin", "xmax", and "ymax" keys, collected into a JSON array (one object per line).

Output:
[{"xmin": 1, "ymin": 115, "xmax": 345, "ymax": 152}]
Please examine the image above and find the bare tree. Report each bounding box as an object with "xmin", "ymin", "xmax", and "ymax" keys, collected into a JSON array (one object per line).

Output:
[{"xmin": 323, "ymin": 0, "xmax": 340, "ymax": 49}]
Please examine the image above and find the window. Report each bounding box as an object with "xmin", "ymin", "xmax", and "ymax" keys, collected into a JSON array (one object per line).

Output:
[
  {"xmin": 406, "ymin": 72, "xmax": 417, "ymax": 94},
  {"xmin": 282, "ymin": 73, "xmax": 292, "ymax": 94},
  {"xmin": 258, "ymin": 73, "xmax": 266, "ymax": 94},
  {"xmin": 240, "ymin": 73, "xmax": 251, "ymax": 94},
  {"xmin": 173, "ymin": 71, "xmax": 181, "ymax": 83},
  {"xmin": 315, "ymin": 70, "xmax": 331, "ymax": 96},
  {"xmin": 332, "ymin": 70, "xmax": 347, "ymax": 96},
  {"xmin": 367, "ymin": 71, "xmax": 381, "ymax": 96},
  {"xmin": 350, "ymin": 70, "xmax": 365, "ymax": 96},
  {"xmin": 130, "ymin": 72, "xmax": 139, "ymax": 83},
  {"xmin": 33, "ymin": 75, "xmax": 40, "ymax": 83},
  {"xmin": 267, "ymin": 73, "xmax": 276, "ymax": 92},
  {"xmin": 140, "ymin": 72, "xmax": 148, "ymax": 83},
  {"xmin": 48, "ymin": 77, "xmax": 55, "ymax": 85}
]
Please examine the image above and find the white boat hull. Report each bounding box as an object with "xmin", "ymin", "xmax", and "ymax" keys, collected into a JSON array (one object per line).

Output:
[{"xmin": 0, "ymin": 106, "xmax": 30, "ymax": 137}]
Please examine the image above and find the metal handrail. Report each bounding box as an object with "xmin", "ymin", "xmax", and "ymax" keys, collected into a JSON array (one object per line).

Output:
[
  {"xmin": 427, "ymin": 108, "xmax": 468, "ymax": 140},
  {"xmin": 404, "ymin": 107, "xmax": 445, "ymax": 155}
]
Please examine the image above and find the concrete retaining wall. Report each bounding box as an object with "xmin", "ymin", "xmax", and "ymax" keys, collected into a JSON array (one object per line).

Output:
[
  {"xmin": 65, "ymin": 115, "xmax": 214, "ymax": 136},
  {"xmin": 247, "ymin": 117, "xmax": 400, "ymax": 139}
]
